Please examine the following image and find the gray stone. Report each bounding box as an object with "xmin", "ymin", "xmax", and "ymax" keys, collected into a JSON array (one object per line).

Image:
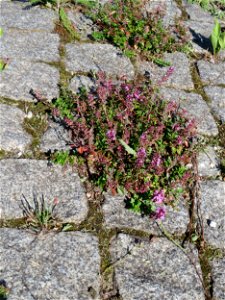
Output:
[
  {"xmin": 138, "ymin": 52, "xmax": 194, "ymax": 90},
  {"xmin": 184, "ymin": 20, "xmax": 214, "ymax": 53},
  {"xmin": 159, "ymin": 88, "xmax": 218, "ymax": 136},
  {"xmin": 67, "ymin": 11, "xmax": 96, "ymax": 40},
  {"xmin": 0, "ymin": 29, "xmax": 60, "ymax": 62},
  {"xmin": 143, "ymin": 0, "xmax": 182, "ymax": 27},
  {"xmin": 197, "ymin": 61, "xmax": 225, "ymax": 85},
  {"xmin": 102, "ymin": 194, "xmax": 189, "ymax": 235},
  {"xmin": 0, "ymin": 1, "xmax": 57, "ymax": 31},
  {"xmin": 182, "ymin": 1, "xmax": 214, "ymax": 23},
  {"xmin": 64, "ymin": 43, "xmax": 135, "ymax": 78},
  {"xmin": 0, "ymin": 60, "xmax": 59, "ymax": 101},
  {"xmin": 40, "ymin": 121, "xmax": 71, "ymax": 152},
  {"xmin": 110, "ymin": 234, "xmax": 205, "ymax": 300},
  {"xmin": 200, "ymin": 180, "xmax": 225, "ymax": 249},
  {"xmin": 211, "ymin": 257, "xmax": 225, "ymax": 300},
  {"xmin": 197, "ymin": 146, "xmax": 221, "ymax": 177},
  {"xmin": 0, "ymin": 159, "xmax": 88, "ymax": 223},
  {"xmin": 0, "ymin": 104, "xmax": 32, "ymax": 152},
  {"xmin": 204, "ymin": 86, "xmax": 225, "ymax": 123},
  {"xmin": 69, "ymin": 75, "xmax": 96, "ymax": 94},
  {"xmin": 0, "ymin": 229, "xmax": 100, "ymax": 300},
  {"xmin": 182, "ymin": 1, "xmax": 215, "ymax": 53}
]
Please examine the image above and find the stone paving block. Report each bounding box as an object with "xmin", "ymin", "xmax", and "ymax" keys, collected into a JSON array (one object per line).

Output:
[
  {"xmin": 204, "ymin": 86, "xmax": 225, "ymax": 123},
  {"xmin": 200, "ymin": 180, "xmax": 225, "ymax": 249},
  {"xmin": 159, "ymin": 88, "xmax": 218, "ymax": 136},
  {"xmin": 211, "ymin": 257, "xmax": 225, "ymax": 300},
  {"xmin": 0, "ymin": 229, "xmax": 100, "ymax": 300},
  {"xmin": 182, "ymin": 0, "xmax": 214, "ymax": 53},
  {"xmin": 0, "ymin": 159, "xmax": 88, "ymax": 223},
  {"xmin": 0, "ymin": 104, "xmax": 32, "ymax": 152},
  {"xmin": 197, "ymin": 146, "xmax": 221, "ymax": 177},
  {"xmin": 40, "ymin": 121, "xmax": 71, "ymax": 152},
  {"xmin": 67, "ymin": 11, "xmax": 96, "ymax": 40},
  {"xmin": 69, "ymin": 75, "xmax": 96, "ymax": 94},
  {"xmin": 64, "ymin": 43, "xmax": 135, "ymax": 78},
  {"xmin": 0, "ymin": 1, "xmax": 57, "ymax": 31},
  {"xmin": 138, "ymin": 52, "xmax": 194, "ymax": 90},
  {"xmin": 110, "ymin": 234, "xmax": 205, "ymax": 300},
  {"xmin": 184, "ymin": 20, "xmax": 214, "ymax": 53},
  {"xmin": 197, "ymin": 61, "xmax": 225, "ymax": 86},
  {"xmin": 0, "ymin": 60, "xmax": 59, "ymax": 101},
  {"xmin": 0, "ymin": 29, "xmax": 60, "ymax": 62},
  {"xmin": 143, "ymin": 0, "xmax": 182, "ymax": 27},
  {"xmin": 182, "ymin": 1, "xmax": 214, "ymax": 23},
  {"xmin": 102, "ymin": 194, "xmax": 190, "ymax": 235}
]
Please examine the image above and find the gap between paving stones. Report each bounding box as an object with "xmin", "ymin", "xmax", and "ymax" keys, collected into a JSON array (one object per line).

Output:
[{"xmin": 1, "ymin": 0, "xmax": 225, "ymax": 299}]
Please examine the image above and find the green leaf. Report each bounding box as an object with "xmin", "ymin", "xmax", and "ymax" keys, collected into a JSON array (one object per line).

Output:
[
  {"xmin": 219, "ymin": 33, "xmax": 225, "ymax": 50},
  {"xmin": 0, "ymin": 28, "xmax": 3, "ymax": 37},
  {"xmin": 210, "ymin": 19, "xmax": 221, "ymax": 54},
  {"xmin": 119, "ymin": 139, "xmax": 137, "ymax": 157},
  {"xmin": 0, "ymin": 60, "xmax": 5, "ymax": 71},
  {"xmin": 153, "ymin": 58, "xmax": 171, "ymax": 67}
]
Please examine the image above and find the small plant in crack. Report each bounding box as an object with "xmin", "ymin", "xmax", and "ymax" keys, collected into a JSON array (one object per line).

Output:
[
  {"xmin": 21, "ymin": 193, "xmax": 60, "ymax": 232},
  {"xmin": 0, "ymin": 280, "xmax": 9, "ymax": 300}
]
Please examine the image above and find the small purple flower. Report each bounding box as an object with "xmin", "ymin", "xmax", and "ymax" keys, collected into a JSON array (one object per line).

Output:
[
  {"xmin": 106, "ymin": 129, "xmax": 116, "ymax": 141},
  {"xmin": 176, "ymin": 136, "xmax": 183, "ymax": 145},
  {"xmin": 154, "ymin": 206, "xmax": 166, "ymax": 220},
  {"xmin": 152, "ymin": 190, "xmax": 165, "ymax": 203},
  {"xmin": 137, "ymin": 148, "xmax": 147, "ymax": 159},
  {"xmin": 151, "ymin": 153, "xmax": 162, "ymax": 168}
]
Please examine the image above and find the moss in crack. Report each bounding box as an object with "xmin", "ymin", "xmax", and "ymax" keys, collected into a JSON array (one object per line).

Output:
[
  {"xmin": 190, "ymin": 62, "xmax": 211, "ymax": 103},
  {"xmin": 22, "ymin": 102, "xmax": 49, "ymax": 157},
  {"xmin": 218, "ymin": 123, "xmax": 225, "ymax": 178},
  {"xmin": 0, "ymin": 218, "xmax": 26, "ymax": 229},
  {"xmin": 198, "ymin": 244, "xmax": 224, "ymax": 299},
  {"xmin": 175, "ymin": 0, "xmax": 189, "ymax": 20}
]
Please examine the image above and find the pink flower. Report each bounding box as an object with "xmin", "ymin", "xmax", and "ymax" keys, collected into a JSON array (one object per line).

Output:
[
  {"xmin": 152, "ymin": 190, "xmax": 165, "ymax": 203},
  {"xmin": 137, "ymin": 148, "xmax": 147, "ymax": 159},
  {"xmin": 154, "ymin": 206, "xmax": 166, "ymax": 220},
  {"xmin": 106, "ymin": 129, "xmax": 116, "ymax": 141},
  {"xmin": 151, "ymin": 153, "xmax": 162, "ymax": 168}
]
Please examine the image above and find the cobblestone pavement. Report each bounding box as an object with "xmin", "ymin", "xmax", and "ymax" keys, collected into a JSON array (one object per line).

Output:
[{"xmin": 0, "ymin": 1, "xmax": 224, "ymax": 299}]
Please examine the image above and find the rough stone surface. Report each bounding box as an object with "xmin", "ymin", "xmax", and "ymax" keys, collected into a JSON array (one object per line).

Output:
[
  {"xmin": 204, "ymin": 86, "xmax": 225, "ymax": 123},
  {"xmin": 197, "ymin": 61, "xmax": 225, "ymax": 86},
  {"xmin": 110, "ymin": 234, "xmax": 205, "ymax": 300},
  {"xmin": 182, "ymin": 1, "xmax": 214, "ymax": 23},
  {"xmin": 0, "ymin": 1, "xmax": 57, "ymax": 31},
  {"xmin": 0, "ymin": 29, "xmax": 60, "ymax": 62},
  {"xmin": 0, "ymin": 229, "xmax": 100, "ymax": 300},
  {"xmin": 0, "ymin": 104, "xmax": 32, "ymax": 152},
  {"xmin": 102, "ymin": 194, "xmax": 190, "ymax": 235},
  {"xmin": 69, "ymin": 75, "xmax": 96, "ymax": 94},
  {"xmin": 0, "ymin": 60, "xmax": 59, "ymax": 101},
  {"xmin": 67, "ymin": 11, "xmax": 96, "ymax": 40},
  {"xmin": 159, "ymin": 88, "xmax": 218, "ymax": 136},
  {"xmin": 184, "ymin": 20, "xmax": 214, "ymax": 53},
  {"xmin": 143, "ymin": 0, "xmax": 182, "ymax": 27},
  {"xmin": 211, "ymin": 257, "xmax": 225, "ymax": 300},
  {"xmin": 64, "ymin": 43, "xmax": 135, "ymax": 78},
  {"xmin": 0, "ymin": 159, "xmax": 88, "ymax": 223},
  {"xmin": 138, "ymin": 52, "xmax": 194, "ymax": 90},
  {"xmin": 197, "ymin": 146, "xmax": 221, "ymax": 177},
  {"xmin": 200, "ymin": 180, "xmax": 225, "ymax": 249},
  {"xmin": 40, "ymin": 121, "xmax": 71, "ymax": 152}
]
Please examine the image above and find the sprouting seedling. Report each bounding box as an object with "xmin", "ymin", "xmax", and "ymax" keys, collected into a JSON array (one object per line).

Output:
[
  {"xmin": 210, "ymin": 19, "xmax": 225, "ymax": 54},
  {"xmin": 20, "ymin": 193, "xmax": 60, "ymax": 232},
  {"xmin": 0, "ymin": 28, "xmax": 7, "ymax": 72}
]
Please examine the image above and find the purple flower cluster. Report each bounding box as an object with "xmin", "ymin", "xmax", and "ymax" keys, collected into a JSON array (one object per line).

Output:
[{"xmin": 136, "ymin": 147, "xmax": 147, "ymax": 167}]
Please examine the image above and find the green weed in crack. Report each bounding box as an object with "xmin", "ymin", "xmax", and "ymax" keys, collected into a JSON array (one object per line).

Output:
[
  {"xmin": 20, "ymin": 193, "xmax": 60, "ymax": 232},
  {"xmin": 50, "ymin": 72, "xmax": 199, "ymax": 221},
  {"xmin": 90, "ymin": 0, "xmax": 189, "ymax": 61}
]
